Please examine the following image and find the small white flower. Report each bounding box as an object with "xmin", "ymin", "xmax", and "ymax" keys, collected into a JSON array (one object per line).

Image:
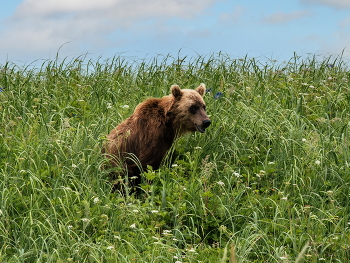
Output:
[
  {"xmin": 114, "ymin": 235, "xmax": 121, "ymax": 240},
  {"xmin": 0, "ymin": 209, "xmax": 3, "ymax": 216},
  {"xmin": 130, "ymin": 223, "xmax": 137, "ymax": 228},
  {"xmin": 217, "ymin": 181, "xmax": 225, "ymax": 186},
  {"xmin": 132, "ymin": 209, "xmax": 139, "ymax": 213},
  {"xmin": 162, "ymin": 230, "xmax": 172, "ymax": 235},
  {"xmin": 315, "ymin": 160, "xmax": 321, "ymax": 165},
  {"xmin": 67, "ymin": 225, "xmax": 73, "ymax": 229},
  {"xmin": 268, "ymin": 161, "xmax": 275, "ymax": 165},
  {"xmin": 106, "ymin": 246, "xmax": 114, "ymax": 250},
  {"xmin": 171, "ymin": 164, "xmax": 178, "ymax": 167},
  {"xmin": 106, "ymin": 103, "xmax": 113, "ymax": 109},
  {"xmin": 302, "ymin": 138, "xmax": 307, "ymax": 142},
  {"xmin": 194, "ymin": 146, "xmax": 202, "ymax": 150},
  {"xmin": 93, "ymin": 197, "xmax": 100, "ymax": 203},
  {"xmin": 121, "ymin": 105, "xmax": 129, "ymax": 109},
  {"xmin": 72, "ymin": 164, "xmax": 77, "ymax": 168},
  {"xmin": 281, "ymin": 197, "xmax": 288, "ymax": 200},
  {"xmin": 81, "ymin": 218, "xmax": 90, "ymax": 223},
  {"xmin": 233, "ymin": 172, "xmax": 241, "ymax": 177},
  {"xmin": 150, "ymin": 210, "xmax": 159, "ymax": 214}
]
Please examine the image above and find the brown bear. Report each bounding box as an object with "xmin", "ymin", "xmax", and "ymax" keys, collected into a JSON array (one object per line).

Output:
[{"xmin": 102, "ymin": 83, "xmax": 211, "ymax": 190}]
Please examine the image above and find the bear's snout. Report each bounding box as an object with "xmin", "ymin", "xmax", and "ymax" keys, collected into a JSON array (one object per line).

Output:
[
  {"xmin": 196, "ymin": 119, "xmax": 211, "ymax": 133},
  {"xmin": 202, "ymin": 119, "xmax": 211, "ymax": 129}
]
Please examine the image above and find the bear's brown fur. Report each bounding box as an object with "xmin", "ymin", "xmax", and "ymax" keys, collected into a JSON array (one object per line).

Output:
[{"xmin": 102, "ymin": 84, "xmax": 211, "ymax": 189}]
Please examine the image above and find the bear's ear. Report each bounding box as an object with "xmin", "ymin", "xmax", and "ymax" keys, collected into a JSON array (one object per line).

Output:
[
  {"xmin": 195, "ymin": 83, "xmax": 206, "ymax": 97},
  {"xmin": 171, "ymin": 85, "xmax": 182, "ymax": 99}
]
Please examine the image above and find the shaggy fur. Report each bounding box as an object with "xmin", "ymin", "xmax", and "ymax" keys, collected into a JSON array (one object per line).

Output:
[{"xmin": 102, "ymin": 84, "xmax": 211, "ymax": 189}]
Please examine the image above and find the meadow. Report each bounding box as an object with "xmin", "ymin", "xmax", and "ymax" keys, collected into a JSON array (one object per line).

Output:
[{"xmin": 0, "ymin": 53, "xmax": 350, "ymax": 262}]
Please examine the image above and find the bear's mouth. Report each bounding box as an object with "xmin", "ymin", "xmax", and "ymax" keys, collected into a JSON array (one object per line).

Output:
[{"xmin": 195, "ymin": 124, "xmax": 206, "ymax": 133}]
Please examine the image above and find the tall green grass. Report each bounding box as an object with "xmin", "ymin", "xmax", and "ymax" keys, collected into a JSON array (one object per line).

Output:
[{"xmin": 1, "ymin": 53, "xmax": 350, "ymax": 262}]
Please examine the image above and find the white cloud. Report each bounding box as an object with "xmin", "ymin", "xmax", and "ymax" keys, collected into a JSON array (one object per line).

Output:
[
  {"xmin": 301, "ymin": 0, "xmax": 350, "ymax": 9},
  {"xmin": 13, "ymin": 0, "xmax": 218, "ymax": 22},
  {"xmin": 1, "ymin": 0, "xmax": 219, "ymax": 61},
  {"xmin": 219, "ymin": 6, "xmax": 244, "ymax": 24},
  {"xmin": 339, "ymin": 16, "xmax": 350, "ymax": 27},
  {"xmin": 263, "ymin": 10, "xmax": 311, "ymax": 24}
]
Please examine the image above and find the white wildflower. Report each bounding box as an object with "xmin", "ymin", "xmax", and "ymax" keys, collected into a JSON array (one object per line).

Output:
[
  {"xmin": 81, "ymin": 218, "xmax": 90, "ymax": 223},
  {"xmin": 162, "ymin": 230, "xmax": 172, "ymax": 236},
  {"xmin": 302, "ymin": 138, "xmax": 307, "ymax": 142},
  {"xmin": 233, "ymin": 172, "xmax": 241, "ymax": 177},
  {"xmin": 121, "ymin": 105, "xmax": 129, "ymax": 109},
  {"xmin": 106, "ymin": 246, "xmax": 114, "ymax": 250},
  {"xmin": 106, "ymin": 103, "xmax": 113, "ymax": 109},
  {"xmin": 93, "ymin": 197, "xmax": 100, "ymax": 203},
  {"xmin": 130, "ymin": 223, "xmax": 137, "ymax": 228},
  {"xmin": 150, "ymin": 210, "xmax": 159, "ymax": 214},
  {"xmin": 217, "ymin": 181, "xmax": 225, "ymax": 186},
  {"xmin": 315, "ymin": 160, "xmax": 321, "ymax": 165}
]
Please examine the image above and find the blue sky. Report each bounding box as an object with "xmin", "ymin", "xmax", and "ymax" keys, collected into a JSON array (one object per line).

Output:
[{"xmin": 1, "ymin": 0, "xmax": 350, "ymax": 65}]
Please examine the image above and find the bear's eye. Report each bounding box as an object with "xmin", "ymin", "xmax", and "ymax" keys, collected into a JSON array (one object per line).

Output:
[{"xmin": 189, "ymin": 105, "xmax": 199, "ymax": 114}]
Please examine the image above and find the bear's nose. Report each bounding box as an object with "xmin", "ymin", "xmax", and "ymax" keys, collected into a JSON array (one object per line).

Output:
[{"xmin": 202, "ymin": 120, "xmax": 211, "ymax": 128}]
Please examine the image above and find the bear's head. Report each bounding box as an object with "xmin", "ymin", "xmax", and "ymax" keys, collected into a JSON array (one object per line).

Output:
[{"xmin": 170, "ymin": 84, "xmax": 211, "ymax": 135}]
